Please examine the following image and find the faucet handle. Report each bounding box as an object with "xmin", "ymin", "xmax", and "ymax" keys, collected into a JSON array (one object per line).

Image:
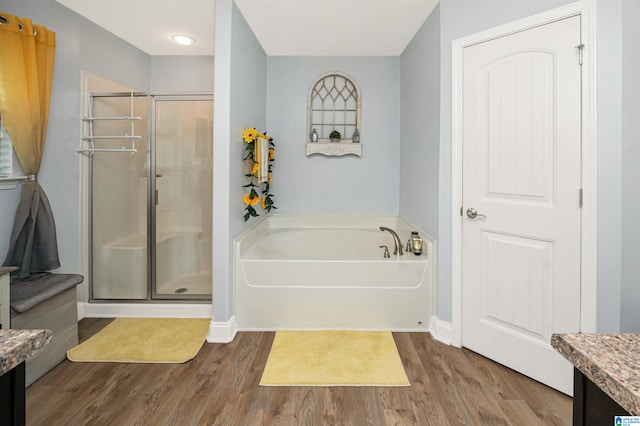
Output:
[
  {"xmin": 379, "ymin": 245, "xmax": 390, "ymax": 258},
  {"xmin": 406, "ymin": 239, "xmax": 413, "ymax": 253}
]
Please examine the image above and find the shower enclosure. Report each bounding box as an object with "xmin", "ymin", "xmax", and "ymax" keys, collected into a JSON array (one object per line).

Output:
[{"xmin": 84, "ymin": 92, "xmax": 213, "ymax": 301}]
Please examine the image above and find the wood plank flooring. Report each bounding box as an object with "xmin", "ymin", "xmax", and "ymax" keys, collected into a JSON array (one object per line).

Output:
[{"xmin": 26, "ymin": 318, "xmax": 572, "ymax": 425}]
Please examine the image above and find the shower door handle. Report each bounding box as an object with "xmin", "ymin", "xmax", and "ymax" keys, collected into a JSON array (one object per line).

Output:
[{"xmin": 155, "ymin": 189, "xmax": 159, "ymax": 206}]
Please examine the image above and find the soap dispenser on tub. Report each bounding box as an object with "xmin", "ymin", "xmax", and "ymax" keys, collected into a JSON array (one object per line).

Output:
[{"xmin": 411, "ymin": 231, "xmax": 423, "ymax": 256}]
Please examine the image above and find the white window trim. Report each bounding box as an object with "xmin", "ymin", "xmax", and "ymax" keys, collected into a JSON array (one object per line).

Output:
[{"xmin": 0, "ymin": 113, "xmax": 27, "ymax": 190}]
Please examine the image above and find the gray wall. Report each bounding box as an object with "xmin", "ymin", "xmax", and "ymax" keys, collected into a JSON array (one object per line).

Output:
[
  {"xmin": 150, "ymin": 56, "xmax": 214, "ymax": 93},
  {"xmin": 212, "ymin": 0, "xmax": 267, "ymax": 322},
  {"xmin": 0, "ymin": 0, "xmax": 151, "ymax": 279},
  {"xmin": 620, "ymin": 0, "xmax": 640, "ymax": 332},
  {"xmin": 399, "ymin": 5, "xmax": 440, "ymax": 240},
  {"xmin": 595, "ymin": 0, "xmax": 623, "ymax": 332},
  {"xmin": 266, "ymin": 57, "xmax": 400, "ymax": 214}
]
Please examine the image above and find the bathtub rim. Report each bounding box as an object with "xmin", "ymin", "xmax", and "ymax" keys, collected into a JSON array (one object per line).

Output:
[
  {"xmin": 243, "ymin": 227, "xmax": 432, "ymax": 261},
  {"xmin": 234, "ymin": 213, "xmax": 436, "ymax": 257}
]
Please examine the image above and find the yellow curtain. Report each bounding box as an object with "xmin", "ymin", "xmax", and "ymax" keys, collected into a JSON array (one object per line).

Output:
[
  {"xmin": 0, "ymin": 12, "xmax": 55, "ymax": 174},
  {"xmin": 0, "ymin": 12, "xmax": 59, "ymax": 278}
]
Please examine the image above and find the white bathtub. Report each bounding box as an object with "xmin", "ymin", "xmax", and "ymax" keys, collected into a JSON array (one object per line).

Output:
[{"xmin": 235, "ymin": 215, "xmax": 434, "ymax": 331}]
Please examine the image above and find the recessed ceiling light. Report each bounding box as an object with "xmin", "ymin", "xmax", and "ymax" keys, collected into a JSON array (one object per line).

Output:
[{"xmin": 171, "ymin": 34, "xmax": 196, "ymax": 46}]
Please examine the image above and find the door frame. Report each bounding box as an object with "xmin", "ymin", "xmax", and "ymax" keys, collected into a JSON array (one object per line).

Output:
[{"xmin": 451, "ymin": 0, "xmax": 597, "ymax": 347}]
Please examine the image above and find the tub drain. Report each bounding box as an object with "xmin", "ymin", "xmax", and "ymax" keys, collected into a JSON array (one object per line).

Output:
[{"xmin": 174, "ymin": 287, "xmax": 188, "ymax": 294}]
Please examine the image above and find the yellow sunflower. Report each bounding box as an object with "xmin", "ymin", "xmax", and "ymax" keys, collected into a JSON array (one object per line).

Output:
[
  {"xmin": 261, "ymin": 196, "xmax": 268, "ymax": 209},
  {"xmin": 251, "ymin": 162, "xmax": 259, "ymax": 175},
  {"xmin": 243, "ymin": 193, "xmax": 259, "ymax": 206},
  {"xmin": 243, "ymin": 128, "xmax": 257, "ymax": 143},
  {"xmin": 268, "ymin": 148, "xmax": 275, "ymax": 160},
  {"xmin": 268, "ymin": 173, "xmax": 272, "ymax": 184}
]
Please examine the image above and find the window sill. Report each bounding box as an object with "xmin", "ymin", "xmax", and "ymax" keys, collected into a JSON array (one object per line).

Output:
[
  {"xmin": 306, "ymin": 141, "xmax": 362, "ymax": 157},
  {"xmin": 0, "ymin": 175, "xmax": 28, "ymax": 190}
]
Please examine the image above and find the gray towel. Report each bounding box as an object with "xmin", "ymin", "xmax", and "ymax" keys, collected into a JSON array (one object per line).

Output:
[{"xmin": 3, "ymin": 180, "xmax": 60, "ymax": 279}]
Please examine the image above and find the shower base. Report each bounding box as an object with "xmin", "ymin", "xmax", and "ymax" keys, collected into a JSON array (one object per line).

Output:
[
  {"xmin": 156, "ymin": 272, "xmax": 212, "ymax": 297},
  {"xmin": 82, "ymin": 302, "xmax": 212, "ymax": 319}
]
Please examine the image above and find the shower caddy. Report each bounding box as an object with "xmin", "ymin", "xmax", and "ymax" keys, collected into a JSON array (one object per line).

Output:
[{"xmin": 77, "ymin": 91, "xmax": 141, "ymax": 156}]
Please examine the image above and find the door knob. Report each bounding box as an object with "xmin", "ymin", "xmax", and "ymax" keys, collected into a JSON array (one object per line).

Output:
[{"xmin": 466, "ymin": 208, "xmax": 486, "ymax": 219}]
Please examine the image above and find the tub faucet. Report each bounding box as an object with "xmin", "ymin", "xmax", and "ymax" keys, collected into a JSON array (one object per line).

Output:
[{"xmin": 379, "ymin": 226, "xmax": 403, "ymax": 256}]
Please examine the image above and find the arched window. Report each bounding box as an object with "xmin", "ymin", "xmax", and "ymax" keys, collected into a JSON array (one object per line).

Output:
[{"xmin": 307, "ymin": 72, "xmax": 361, "ymax": 144}]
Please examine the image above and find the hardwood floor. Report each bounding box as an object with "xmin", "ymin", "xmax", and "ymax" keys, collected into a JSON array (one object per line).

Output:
[{"xmin": 26, "ymin": 318, "xmax": 572, "ymax": 425}]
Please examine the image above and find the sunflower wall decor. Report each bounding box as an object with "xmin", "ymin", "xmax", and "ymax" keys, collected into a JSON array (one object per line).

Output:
[{"xmin": 242, "ymin": 127, "xmax": 276, "ymax": 221}]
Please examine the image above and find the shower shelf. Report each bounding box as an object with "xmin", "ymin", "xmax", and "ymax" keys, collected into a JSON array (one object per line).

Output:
[
  {"xmin": 76, "ymin": 146, "xmax": 137, "ymax": 155},
  {"xmin": 82, "ymin": 116, "xmax": 141, "ymax": 122},
  {"xmin": 78, "ymin": 92, "xmax": 141, "ymax": 156},
  {"xmin": 81, "ymin": 135, "xmax": 142, "ymax": 141}
]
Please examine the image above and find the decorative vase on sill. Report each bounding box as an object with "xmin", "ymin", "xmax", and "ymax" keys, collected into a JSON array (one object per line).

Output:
[
  {"xmin": 352, "ymin": 128, "xmax": 360, "ymax": 143},
  {"xmin": 329, "ymin": 130, "xmax": 341, "ymax": 143}
]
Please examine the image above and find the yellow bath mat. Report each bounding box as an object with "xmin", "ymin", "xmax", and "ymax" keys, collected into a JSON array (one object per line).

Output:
[
  {"xmin": 67, "ymin": 318, "xmax": 210, "ymax": 363},
  {"xmin": 259, "ymin": 330, "xmax": 410, "ymax": 386}
]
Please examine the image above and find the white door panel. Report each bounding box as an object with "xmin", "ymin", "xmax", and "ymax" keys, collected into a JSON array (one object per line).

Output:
[{"xmin": 462, "ymin": 16, "xmax": 581, "ymax": 395}]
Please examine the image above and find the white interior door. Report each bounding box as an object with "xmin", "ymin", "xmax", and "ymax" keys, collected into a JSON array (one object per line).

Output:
[{"xmin": 461, "ymin": 16, "xmax": 582, "ymax": 395}]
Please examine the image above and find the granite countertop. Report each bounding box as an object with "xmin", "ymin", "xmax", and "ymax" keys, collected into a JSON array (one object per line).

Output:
[
  {"xmin": 551, "ymin": 333, "xmax": 640, "ymax": 416},
  {"xmin": 0, "ymin": 329, "xmax": 52, "ymax": 376}
]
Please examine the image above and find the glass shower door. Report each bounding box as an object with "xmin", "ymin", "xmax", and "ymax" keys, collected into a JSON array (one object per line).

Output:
[
  {"xmin": 151, "ymin": 96, "xmax": 213, "ymax": 299},
  {"xmin": 90, "ymin": 94, "xmax": 149, "ymax": 300}
]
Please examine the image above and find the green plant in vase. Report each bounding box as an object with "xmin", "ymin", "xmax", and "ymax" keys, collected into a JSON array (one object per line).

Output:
[{"xmin": 329, "ymin": 130, "xmax": 341, "ymax": 143}]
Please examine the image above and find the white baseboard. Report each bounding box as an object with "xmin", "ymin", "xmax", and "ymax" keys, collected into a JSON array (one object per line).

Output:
[
  {"xmin": 79, "ymin": 302, "xmax": 213, "ymax": 318},
  {"xmin": 429, "ymin": 315, "xmax": 453, "ymax": 346},
  {"xmin": 207, "ymin": 316, "xmax": 237, "ymax": 343}
]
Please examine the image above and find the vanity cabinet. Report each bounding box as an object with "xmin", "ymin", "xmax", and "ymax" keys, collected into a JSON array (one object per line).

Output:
[
  {"xmin": 573, "ymin": 368, "xmax": 630, "ymax": 425},
  {"xmin": 0, "ymin": 329, "xmax": 51, "ymax": 426},
  {"xmin": 552, "ymin": 333, "xmax": 639, "ymax": 426}
]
